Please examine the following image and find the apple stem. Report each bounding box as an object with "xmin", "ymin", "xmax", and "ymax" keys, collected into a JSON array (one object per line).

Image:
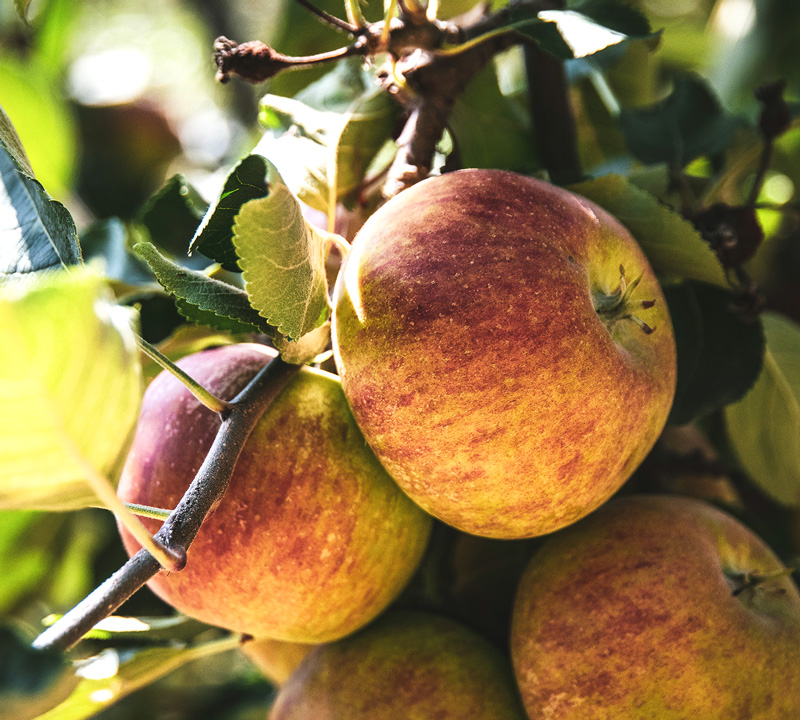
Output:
[
  {"xmin": 137, "ymin": 336, "xmax": 231, "ymax": 415},
  {"xmin": 731, "ymin": 567, "xmax": 796, "ymax": 597}
]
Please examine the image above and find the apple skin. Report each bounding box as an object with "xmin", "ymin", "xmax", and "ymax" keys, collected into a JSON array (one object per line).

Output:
[
  {"xmin": 269, "ymin": 609, "xmax": 527, "ymax": 719},
  {"xmin": 117, "ymin": 343, "xmax": 432, "ymax": 643},
  {"xmin": 511, "ymin": 494, "xmax": 800, "ymax": 719},
  {"xmin": 332, "ymin": 168, "xmax": 677, "ymax": 539}
]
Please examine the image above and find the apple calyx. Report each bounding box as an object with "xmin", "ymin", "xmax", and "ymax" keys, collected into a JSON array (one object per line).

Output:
[
  {"xmin": 729, "ymin": 567, "xmax": 796, "ymax": 598},
  {"xmin": 593, "ymin": 264, "xmax": 657, "ymax": 335}
]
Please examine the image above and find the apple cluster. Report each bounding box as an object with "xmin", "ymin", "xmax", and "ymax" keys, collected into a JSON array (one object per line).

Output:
[{"xmin": 117, "ymin": 170, "xmax": 800, "ymax": 718}]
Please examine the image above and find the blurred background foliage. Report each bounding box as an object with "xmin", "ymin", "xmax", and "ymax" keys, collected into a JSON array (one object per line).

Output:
[{"xmin": 2, "ymin": 0, "xmax": 800, "ymax": 718}]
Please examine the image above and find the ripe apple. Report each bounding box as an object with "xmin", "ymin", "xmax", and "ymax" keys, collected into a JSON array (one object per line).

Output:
[
  {"xmin": 269, "ymin": 609, "xmax": 527, "ymax": 719},
  {"xmin": 117, "ymin": 343, "xmax": 432, "ymax": 643},
  {"xmin": 332, "ymin": 168, "xmax": 677, "ymax": 539},
  {"xmin": 241, "ymin": 637, "xmax": 314, "ymax": 686},
  {"xmin": 511, "ymin": 494, "xmax": 800, "ymax": 719}
]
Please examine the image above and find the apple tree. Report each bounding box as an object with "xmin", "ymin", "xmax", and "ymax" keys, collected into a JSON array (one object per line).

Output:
[{"xmin": 2, "ymin": 0, "xmax": 800, "ymax": 717}]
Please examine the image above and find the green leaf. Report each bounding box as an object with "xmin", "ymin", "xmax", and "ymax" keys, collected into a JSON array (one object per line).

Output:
[
  {"xmin": 0, "ymin": 142, "xmax": 82, "ymax": 276},
  {"xmin": 133, "ymin": 241, "xmax": 277, "ymax": 336},
  {"xmin": 35, "ymin": 635, "xmax": 241, "ymax": 720},
  {"xmin": 233, "ymin": 162, "xmax": 331, "ymax": 341},
  {"xmin": 0, "ymin": 267, "xmax": 141, "ymax": 511},
  {"xmin": 569, "ymin": 174, "xmax": 727, "ymax": 286},
  {"xmin": 190, "ymin": 155, "xmax": 270, "ymax": 272},
  {"xmin": 0, "ymin": 625, "xmax": 76, "ymax": 720},
  {"xmin": 619, "ymin": 74, "xmax": 742, "ymax": 167},
  {"xmin": 257, "ymin": 58, "xmax": 398, "ymax": 213},
  {"xmin": 79, "ymin": 219, "xmax": 154, "ymax": 288},
  {"xmin": 448, "ymin": 63, "xmax": 535, "ymax": 173},
  {"xmin": 0, "ymin": 104, "xmax": 34, "ymax": 178},
  {"xmin": 139, "ymin": 175, "xmax": 209, "ymax": 263},
  {"xmin": 726, "ymin": 313, "xmax": 800, "ymax": 507},
  {"xmin": 502, "ymin": 0, "xmax": 655, "ymax": 60},
  {"xmin": 664, "ymin": 282, "xmax": 765, "ymax": 425}
]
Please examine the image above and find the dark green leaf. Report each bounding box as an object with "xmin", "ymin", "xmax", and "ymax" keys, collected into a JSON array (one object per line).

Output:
[
  {"xmin": 0, "ymin": 142, "xmax": 81, "ymax": 276},
  {"xmin": 80, "ymin": 219, "xmax": 154, "ymax": 287},
  {"xmin": 133, "ymin": 241, "xmax": 276, "ymax": 336},
  {"xmin": 619, "ymin": 74, "xmax": 743, "ymax": 167},
  {"xmin": 139, "ymin": 175, "xmax": 208, "ymax": 263},
  {"xmin": 665, "ymin": 281, "xmax": 765, "ymax": 425},
  {"xmin": 726, "ymin": 313, "xmax": 800, "ymax": 507},
  {"xmin": 190, "ymin": 155, "xmax": 270, "ymax": 272},
  {"xmin": 0, "ymin": 105, "xmax": 34, "ymax": 178},
  {"xmin": 448, "ymin": 63, "xmax": 535, "ymax": 173},
  {"xmin": 0, "ymin": 625, "xmax": 75, "ymax": 720}
]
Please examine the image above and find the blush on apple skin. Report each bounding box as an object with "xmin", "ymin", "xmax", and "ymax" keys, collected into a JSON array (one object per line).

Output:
[
  {"xmin": 332, "ymin": 169, "xmax": 677, "ymax": 540},
  {"xmin": 511, "ymin": 494, "xmax": 800, "ymax": 720},
  {"xmin": 117, "ymin": 344, "xmax": 432, "ymax": 643},
  {"xmin": 269, "ymin": 609, "xmax": 528, "ymax": 720}
]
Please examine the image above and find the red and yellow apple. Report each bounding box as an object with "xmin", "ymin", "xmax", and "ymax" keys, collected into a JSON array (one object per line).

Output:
[
  {"xmin": 332, "ymin": 169, "xmax": 677, "ymax": 539},
  {"xmin": 511, "ymin": 494, "xmax": 800, "ymax": 719},
  {"xmin": 269, "ymin": 609, "xmax": 527, "ymax": 719},
  {"xmin": 117, "ymin": 343, "xmax": 432, "ymax": 643}
]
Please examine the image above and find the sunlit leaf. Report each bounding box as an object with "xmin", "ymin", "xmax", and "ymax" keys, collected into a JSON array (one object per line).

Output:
[
  {"xmin": 233, "ymin": 161, "xmax": 331, "ymax": 341},
  {"xmin": 665, "ymin": 281, "xmax": 764, "ymax": 425},
  {"xmin": 36, "ymin": 635, "xmax": 241, "ymax": 720},
  {"xmin": 0, "ymin": 267, "xmax": 141, "ymax": 510},
  {"xmin": 726, "ymin": 313, "xmax": 800, "ymax": 507},
  {"xmin": 570, "ymin": 174, "xmax": 727, "ymax": 286},
  {"xmin": 257, "ymin": 58, "xmax": 398, "ymax": 213},
  {"xmin": 134, "ymin": 241, "xmax": 276, "ymax": 336},
  {"xmin": 0, "ymin": 142, "xmax": 81, "ymax": 276}
]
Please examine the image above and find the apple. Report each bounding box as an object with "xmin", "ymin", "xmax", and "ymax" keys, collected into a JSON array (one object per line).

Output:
[
  {"xmin": 117, "ymin": 343, "xmax": 432, "ymax": 643},
  {"xmin": 332, "ymin": 168, "xmax": 677, "ymax": 539},
  {"xmin": 511, "ymin": 494, "xmax": 800, "ymax": 719},
  {"xmin": 269, "ymin": 609, "xmax": 527, "ymax": 719},
  {"xmin": 241, "ymin": 637, "xmax": 314, "ymax": 686}
]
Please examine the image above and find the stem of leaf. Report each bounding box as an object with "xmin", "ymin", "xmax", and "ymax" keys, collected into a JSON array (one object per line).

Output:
[
  {"xmin": 345, "ymin": 0, "xmax": 366, "ymax": 27},
  {"xmin": 137, "ymin": 336, "xmax": 230, "ymax": 414},
  {"xmin": 78, "ymin": 452, "xmax": 186, "ymax": 572}
]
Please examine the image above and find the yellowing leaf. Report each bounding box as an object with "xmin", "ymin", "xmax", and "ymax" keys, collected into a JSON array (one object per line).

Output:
[
  {"xmin": 726, "ymin": 313, "xmax": 800, "ymax": 507},
  {"xmin": 0, "ymin": 267, "xmax": 142, "ymax": 510}
]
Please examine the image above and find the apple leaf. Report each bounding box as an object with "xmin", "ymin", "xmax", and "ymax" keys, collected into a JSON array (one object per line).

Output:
[
  {"xmin": 500, "ymin": 0, "xmax": 655, "ymax": 60},
  {"xmin": 570, "ymin": 174, "xmax": 727, "ymax": 286},
  {"xmin": 619, "ymin": 74, "xmax": 743, "ymax": 168},
  {"xmin": 0, "ymin": 141, "xmax": 82, "ymax": 276},
  {"xmin": 257, "ymin": 57, "xmax": 398, "ymax": 213},
  {"xmin": 664, "ymin": 281, "xmax": 765, "ymax": 425},
  {"xmin": 35, "ymin": 634, "xmax": 241, "ymax": 720},
  {"xmin": 133, "ymin": 241, "xmax": 276, "ymax": 336},
  {"xmin": 0, "ymin": 625, "xmax": 75, "ymax": 720},
  {"xmin": 726, "ymin": 313, "xmax": 800, "ymax": 507},
  {"xmin": 232, "ymin": 162, "xmax": 331, "ymax": 341},
  {"xmin": 139, "ymin": 174, "xmax": 208, "ymax": 264},
  {"xmin": 0, "ymin": 104, "xmax": 35, "ymax": 178},
  {"xmin": 0, "ymin": 267, "xmax": 141, "ymax": 511},
  {"xmin": 448, "ymin": 63, "xmax": 535, "ymax": 173},
  {"xmin": 80, "ymin": 219, "xmax": 154, "ymax": 288},
  {"xmin": 190, "ymin": 155, "xmax": 269, "ymax": 272}
]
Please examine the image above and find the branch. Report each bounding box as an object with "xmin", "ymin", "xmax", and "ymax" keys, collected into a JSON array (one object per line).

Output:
[
  {"xmin": 33, "ymin": 354, "xmax": 301, "ymax": 652},
  {"xmin": 214, "ymin": 36, "xmax": 362, "ymax": 84}
]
